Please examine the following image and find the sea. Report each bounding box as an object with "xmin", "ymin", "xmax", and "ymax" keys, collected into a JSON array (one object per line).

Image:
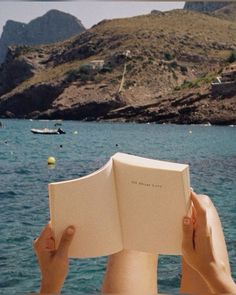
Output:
[{"xmin": 0, "ymin": 119, "xmax": 235, "ymax": 294}]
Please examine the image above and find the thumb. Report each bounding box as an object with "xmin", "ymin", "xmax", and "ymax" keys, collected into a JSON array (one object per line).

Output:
[
  {"xmin": 57, "ymin": 226, "xmax": 75, "ymax": 257},
  {"xmin": 182, "ymin": 217, "xmax": 194, "ymax": 254}
]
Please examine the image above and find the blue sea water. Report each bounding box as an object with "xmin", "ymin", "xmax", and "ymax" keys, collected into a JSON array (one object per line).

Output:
[{"xmin": 0, "ymin": 119, "xmax": 235, "ymax": 294}]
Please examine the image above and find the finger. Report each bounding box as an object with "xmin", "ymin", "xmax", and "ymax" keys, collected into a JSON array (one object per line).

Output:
[
  {"xmin": 191, "ymin": 192, "xmax": 212, "ymax": 212},
  {"xmin": 38, "ymin": 223, "xmax": 54, "ymax": 242},
  {"xmin": 57, "ymin": 226, "xmax": 75, "ymax": 257},
  {"xmin": 191, "ymin": 194, "xmax": 214, "ymax": 242},
  {"xmin": 182, "ymin": 217, "xmax": 194, "ymax": 253},
  {"xmin": 33, "ymin": 223, "xmax": 54, "ymax": 251},
  {"xmin": 45, "ymin": 237, "xmax": 56, "ymax": 251},
  {"xmin": 191, "ymin": 192, "xmax": 208, "ymax": 226},
  {"xmin": 207, "ymin": 227, "xmax": 215, "ymax": 253},
  {"xmin": 191, "ymin": 192, "xmax": 204, "ymax": 212},
  {"xmin": 192, "ymin": 202, "xmax": 197, "ymax": 225}
]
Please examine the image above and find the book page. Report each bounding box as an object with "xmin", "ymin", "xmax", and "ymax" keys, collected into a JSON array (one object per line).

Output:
[
  {"xmin": 49, "ymin": 159, "xmax": 123, "ymax": 258},
  {"xmin": 113, "ymin": 153, "xmax": 190, "ymax": 255}
]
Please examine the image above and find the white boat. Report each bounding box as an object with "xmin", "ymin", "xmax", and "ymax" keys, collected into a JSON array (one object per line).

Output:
[{"xmin": 30, "ymin": 128, "xmax": 66, "ymax": 135}]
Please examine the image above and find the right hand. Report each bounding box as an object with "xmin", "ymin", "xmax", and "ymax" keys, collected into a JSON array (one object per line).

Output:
[
  {"xmin": 182, "ymin": 192, "xmax": 217, "ymax": 275},
  {"xmin": 182, "ymin": 192, "xmax": 236, "ymax": 293}
]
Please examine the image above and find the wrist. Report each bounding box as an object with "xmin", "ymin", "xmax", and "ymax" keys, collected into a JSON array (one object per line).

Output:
[
  {"xmin": 201, "ymin": 262, "xmax": 236, "ymax": 293},
  {"xmin": 201, "ymin": 260, "xmax": 227, "ymax": 276}
]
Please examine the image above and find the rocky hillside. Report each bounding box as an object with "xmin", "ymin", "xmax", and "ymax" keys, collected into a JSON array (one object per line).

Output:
[
  {"xmin": 0, "ymin": 9, "xmax": 85, "ymax": 63},
  {"xmin": 0, "ymin": 9, "xmax": 235, "ymax": 125}
]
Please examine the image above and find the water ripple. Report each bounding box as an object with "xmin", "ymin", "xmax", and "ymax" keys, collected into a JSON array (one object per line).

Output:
[{"xmin": 0, "ymin": 120, "xmax": 235, "ymax": 294}]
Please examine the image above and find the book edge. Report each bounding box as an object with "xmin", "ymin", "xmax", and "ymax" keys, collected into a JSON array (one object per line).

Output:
[
  {"xmin": 48, "ymin": 184, "xmax": 58, "ymax": 247},
  {"xmin": 112, "ymin": 157, "xmax": 125, "ymax": 248},
  {"xmin": 49, "ymin": 158, "xmax": 112, "ymax": 186},
  {"xmin": 112, "ymin": 152, "xmax": 188, "ymax": 171}
]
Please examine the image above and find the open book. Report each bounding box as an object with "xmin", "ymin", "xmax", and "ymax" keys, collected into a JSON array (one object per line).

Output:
[{"xmin": 49, "ymin": 153, "xmax": 190, "ymax": 258}]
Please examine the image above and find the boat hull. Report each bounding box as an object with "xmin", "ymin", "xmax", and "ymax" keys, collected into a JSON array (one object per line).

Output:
[{"xmin": 30, "ymin": 128, "xmax": 65, "ymax": 135}]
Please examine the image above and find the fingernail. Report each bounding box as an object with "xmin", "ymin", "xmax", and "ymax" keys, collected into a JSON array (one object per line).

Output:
[
  {"xmin": 66, "ymin": 226, "xmax": 75, "ymax": 235},
  {"xmin": 183, "ymin": 217, "xmax": 191, "ymax": 225},
  {"xmin": 190, "ymin": 187, "xmax": 194, "ymax": 192}
]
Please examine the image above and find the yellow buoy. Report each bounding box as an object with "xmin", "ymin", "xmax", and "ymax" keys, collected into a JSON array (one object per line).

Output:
[{"xmin": 47, "ymin": 156, "xmax": 56, "ymax": 165}]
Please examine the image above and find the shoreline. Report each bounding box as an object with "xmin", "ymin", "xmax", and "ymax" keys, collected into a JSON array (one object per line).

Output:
[{"xmin": 0, "ymin": 117, "xmax": 235, "ymax": 127}]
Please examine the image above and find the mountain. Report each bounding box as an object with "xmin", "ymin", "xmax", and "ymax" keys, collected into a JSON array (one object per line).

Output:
[
  {"xmin": 184, "ymin": 1, "xmax": 236, "ymax": 22},
  {"xmin": 0, "ymin": 9, "xmax": 235, "ymax": 125},
  {"xmin": 184, "ymin": 2, "xmax": 231, "ymax": 12},
  {"xmin": 211, "ymin": 2, "xmax": 236, "ymax": 22},
  {"xmin": 0, "ymin": 9, "xmax": 85, "ymax": 63}
]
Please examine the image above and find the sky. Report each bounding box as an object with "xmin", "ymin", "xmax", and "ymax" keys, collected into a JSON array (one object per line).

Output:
[{"xmin": 0, "ymin": 1, "xmax": 184, "ymax": 35}]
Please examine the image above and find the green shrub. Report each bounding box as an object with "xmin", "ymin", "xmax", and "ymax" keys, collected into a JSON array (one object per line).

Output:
[
  {"xmin": 181, "ymin": 80, "xmax": 194, "ymax": 89},
  {"xmin": 180, "ymin": 66, "xmax": 188, "ymax": 75},
  {"xmin": 169, "ymin": 61, "xmax": 178, "ymax": 69},
  {"xmin": 148, "ymin": 56, "xmax": 155, "ymax": 63},
  {"xmin": 172, "ymin": 71, "xmax": 178, "ymax": 80},
  {"xmin": 124, "ymin": 80, "xmax": 136, "ymax": 89},
  {"xmin": 126, "ymin": 63, "xmax": 133, "ymax": 72},
  {"xmin": 80, "ymin": 73, "xmax": 90, "ymax": 83},
  {"xmin": 174, "ymin": 74, "xmax": 216, "ymax": 91},
  {"xmin": 174, "ymin": 85, "xmax": 181, "ymax": 91},
  {"xmin": 94, "ymin": 75, "xmax": 103, "ymax": 84},
  {"xmin": 79, "ymin": 64, "xmax": 92, "ymax": 75},
  {"xmin": 65, "ymin": 65, "xmax": 94, "ymax": 83},
  {"xmin": 99, "ymin": 66, "xmax": 112, "ymax": 73},
  {"xmin": 227, "ymin": 51, "xmax": 236, "ymax": 63},
  {"xmin": 65, "ymin": 69, "xmax": 80, "ymax": 82},
  {"xmin": 164, "ymin": 52, "xmax": 173, "ymax": 61}
]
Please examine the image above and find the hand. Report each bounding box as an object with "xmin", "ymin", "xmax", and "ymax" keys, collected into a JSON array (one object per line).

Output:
[
  {"xmin": 182, "ymin": 192, "xmax": 217, "ymax": 275},
  {"xmin": 182, "ymin": 192, "xmax": 236, "ymax": 293},
  {"xmin": 33, "ymin": 223, "xmax": 75, "ymax": 294}
]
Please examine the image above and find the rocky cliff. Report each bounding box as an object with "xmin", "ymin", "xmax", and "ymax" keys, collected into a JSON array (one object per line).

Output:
[
  {"xmin": 184, "ymin": 1, "xmax": 236, "ymax": 22},
  {"xmin": 211, "ymin": 2, "xmax": 236, "ymax": 22},
  {"xmin": 0, "ymin": 9, "xmax": 235, "ymax": 125},
  {"xmin": 0, "ymin": 9, "xmax": 85, "ymax": 63},
  {"xmin": 184, "ymin": 2, "xmax": 231, "ymax": 12}
]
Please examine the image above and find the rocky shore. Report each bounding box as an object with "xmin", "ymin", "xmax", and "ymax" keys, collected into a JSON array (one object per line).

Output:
[{"xmin": 0, "ymin": 8, "xmax": 236, "ymax": 125}]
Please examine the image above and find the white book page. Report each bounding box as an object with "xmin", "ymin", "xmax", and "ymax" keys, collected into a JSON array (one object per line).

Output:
[
  {"xmin": 49, "ymin": 160, "xmax": 123, "ymax": 258},
  {"xmin": 113, "ymin": 154, "xmax": 190, "ymax": 254}
]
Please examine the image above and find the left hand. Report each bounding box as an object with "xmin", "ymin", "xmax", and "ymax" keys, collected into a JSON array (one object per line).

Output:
[{"xmin": 33, "ymin": 223, "xmax": 75, "ymax": 294}]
